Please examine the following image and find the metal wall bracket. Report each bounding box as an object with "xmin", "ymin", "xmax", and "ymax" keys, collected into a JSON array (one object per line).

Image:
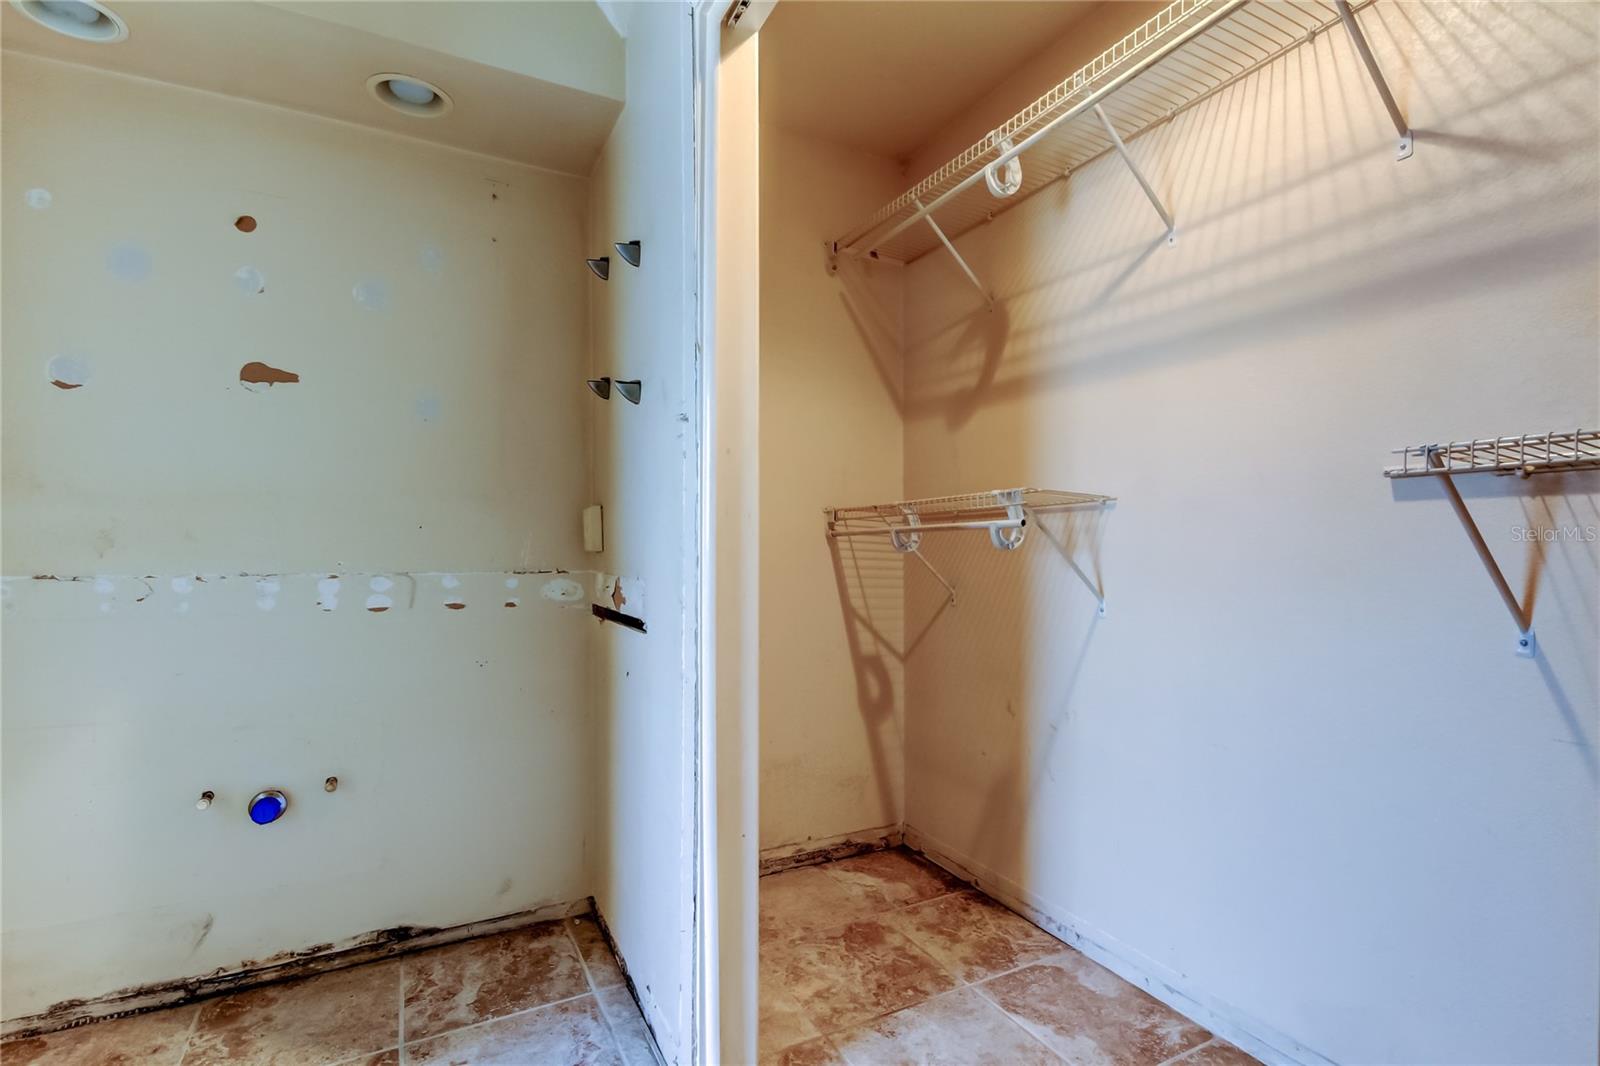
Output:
[
  {"xmin": 914, "ymin": 197, "xmax": 992, "ymax": 307},
  {"xmin": 1430, "ymin": 454, "xmax": 1536, "ymax": 657},
  {"xmin": 1093, "ymin": 104, "xmax": 1176, "ymax": 244},
  {"xmin": 1334, "ymin": 0, "xmax": 1413, "ymax": 161}
]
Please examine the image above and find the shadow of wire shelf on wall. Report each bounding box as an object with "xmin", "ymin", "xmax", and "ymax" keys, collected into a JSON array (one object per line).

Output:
[
  {"xmin": 1384, "ymin": 429, "xmax": 1600, "ymax": 658},
  {"xmin": 825, "ymin": 488, "xmax": 1115, "ymax": 610}
]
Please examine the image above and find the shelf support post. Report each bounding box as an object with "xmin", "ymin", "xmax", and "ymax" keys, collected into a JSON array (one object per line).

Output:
[
  {"xmin": 1093, "ymin": 105, "xmax": 1176, "ymax": 244},
  {"xmin": 914, "ymin": 197, "xmax": 992, "ymax": 307},
  {"xmin": 1429, "ymin": 451, "xmax": 1535, "ymax": 657},
  {"xmin": 1334, "ymin": 0, "xmax": 1414, "ymax": 160}
]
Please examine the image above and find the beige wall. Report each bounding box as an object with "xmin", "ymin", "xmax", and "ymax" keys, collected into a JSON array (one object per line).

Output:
[
  {"xmin": 586, "ymin": 4, "xmax": 699, "ymax": 1062},
  {"xmin": 758, "ymin": 126, "xmax": 909, "ymax": 857},
  {"xmin": 900, "ymin": 3, "xmax": 1598, "ymax": 1063},
  {"xmin": 2, "ymin": 54, "xmax": 595, "ymax": 1020}
]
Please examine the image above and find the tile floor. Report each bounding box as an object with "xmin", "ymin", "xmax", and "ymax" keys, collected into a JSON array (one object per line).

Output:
[
  {"xmin": 2, "ymin": 914, "xmax": 659, "ymax": 1066},
  {"xmin": 760, "ymin": 848, "xmax": 1260, "ymax": 1066}
]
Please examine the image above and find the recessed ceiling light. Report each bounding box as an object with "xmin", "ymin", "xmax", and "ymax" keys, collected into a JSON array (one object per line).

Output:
[
  {"xmin": 10, "ymin": 0, "xmax": 127, "ymax": 42},
  {"xmin": 366, "ymin": 73, "xmax": 452, "ymax": 118}
]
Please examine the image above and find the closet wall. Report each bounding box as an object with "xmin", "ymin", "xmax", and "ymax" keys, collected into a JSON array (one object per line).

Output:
[
  {"xmin": 896, "ymin": 3, "xmax": 1598, "ymax": 1064},
  {"xmin": 758, "ymin": 125, "xmax": 908, "ymax": 861},
  {"xmin": 1, "ymin": 53, "xmax": 594, "ymax": 1019}
]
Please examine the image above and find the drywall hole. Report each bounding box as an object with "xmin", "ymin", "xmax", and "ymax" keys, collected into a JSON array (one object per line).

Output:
[
  {"xmin": 365, "ymin": 594, "xmax": 393, "ymax": 613},
  {"xmin": 105, "ymin": 242, "xmax": 152, "ymax": 282},
  {"xmin": 317, "ymin": 577, "xmax": 341, "ymax": 611},
  {"xmin": 10, "ymin": 0, "xmax": 128, "ymax": 42},
  {"xmin": 239, "ymin": 361, "xmax": 298, "ymax": 390},
  {"xmin": 444, "ymin": 599, "xmax": 467, "ymax": 610},
  {"xmin": 541, "ymin": 577, "xmax": 584, "ymax": 604},
  {"xmin": 233, "ymin": 265, "xmax": 266, "ymax": 295},
  {"xmin": 46, "ymin": 354, "xmax": 91, "ymax": 390},
  {"xmin": 366, "ymin": 73, "xmax": 453, "ymax": 118},
  {"xmin": 25, "ymin": 187, "xmax": 52, "ymax": 210},
  {"xmin": 352, "ymin": 278, "xmax": 390, "ymax": 311},
  {"xmin": 234, "ymin": 215, "xmax": 257, "ymax": 233}
]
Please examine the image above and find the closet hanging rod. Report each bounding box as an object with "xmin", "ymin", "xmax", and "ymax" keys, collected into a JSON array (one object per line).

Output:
[{"xmin": 832, "ymin": 0, "xmax": 1392, "ymax": 266}]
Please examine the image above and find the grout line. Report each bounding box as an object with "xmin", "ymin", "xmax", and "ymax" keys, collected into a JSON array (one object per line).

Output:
[
  {"xmin": 396, "ymin": 956, "xmax": 407, "ymax": 1066},
  {"xmin": 171, "ymin": 1001, "xmax": 203, "ymax": 1066},
  {"xmin": 564, "ymin": 919, "xmax": 628, "ymax": 1062},
  {"xmin": 403, "ymin": 988, "xmax": 599, "ymax": 1051}
]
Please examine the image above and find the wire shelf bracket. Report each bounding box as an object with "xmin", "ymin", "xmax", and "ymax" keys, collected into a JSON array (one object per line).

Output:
[
  {"xmin": 1333, "ymin": 0, "xmax": 1413, "ymax": 161},
  {"xmin": 1093, "ymin": 104, "xmax": 1177, "ymax": 244},
  {"xmin": 825, "ymin": 488, "xmax": 1116, "ymax": 611},
  {"xmin": 1384, "ymin": 430, "xmax": 1600, "ymax": 657}
]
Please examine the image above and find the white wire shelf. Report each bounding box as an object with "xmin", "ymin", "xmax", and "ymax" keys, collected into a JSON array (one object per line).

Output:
[
  {"xmin": 831, "ymin": 0, "xmax": 1388, "ymax": 267},
  {"xmin": 826, "ymin": 488, "xmax": 1115, "ymax": 609},
  {"xmin": 1384, "ymin": 429, "xmax": 1600, "ymax": 479},
  {"xmin": 1383, "ymin": 428, "xmax": 1598, "ymax": 659}
]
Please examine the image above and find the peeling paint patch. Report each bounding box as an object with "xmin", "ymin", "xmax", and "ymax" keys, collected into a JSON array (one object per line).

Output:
[
  {"xmin": 26, "ymin": 187, "xmax": 52, "ymax": 210},
  {"xmin": 316, "ymin": 577, "xmax": 341, "ymax": 611},
  {"xmin": 239, "ymin": 362, "xmax": 299, "ymax": 389},
  {"xmin": 541, "ymin": 577, "xmax": 584, "ymax": 604},
  {"xmin": 255, "ymin": 578, "xmax": 280, "ymax": 611},
  {"xmin": 233, "ymin": 266, "xmax": 266, "ymax": 295},
  {"xmin": 106, "ymin": 243, "xmax": 153, "ymax": 283},
  {"xmin": 46, "ymin": 355, "xmax": 91, "ymax": 390},
  {"xmin": 352, "ymin": 278, "xmax": 390, "ymax": 311}
]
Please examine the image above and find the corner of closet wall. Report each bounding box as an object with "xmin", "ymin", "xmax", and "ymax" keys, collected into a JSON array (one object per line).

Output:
[
  {"xmin": 583, "ymin": 3, "xmax": 697, "ymax": 1063},
  {"xmin": 757, "ymin": 110, "xmax": 910, "ymax": 859}
]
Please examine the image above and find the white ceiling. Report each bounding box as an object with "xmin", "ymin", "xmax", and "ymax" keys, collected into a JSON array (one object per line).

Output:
[
  {"xmin": 0, "ymin": 2, "xmax": 624, "ymax": 174},
  {"xmin": 761, "ymin": 0, "xmax": 1101, "ymax": 163}
]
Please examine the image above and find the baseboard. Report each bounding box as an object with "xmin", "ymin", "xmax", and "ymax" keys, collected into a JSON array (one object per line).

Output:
[
  {"xmin": 2, "ymin": 897, "xmax": 592, "ymax": 1040},
  {"xmin": 758, "ymin": 823, "xmax": 903, "ymax": 875},
  {"xmin": 901, "ymin": 824, "xmax": 1334, "ymax": 1066}
]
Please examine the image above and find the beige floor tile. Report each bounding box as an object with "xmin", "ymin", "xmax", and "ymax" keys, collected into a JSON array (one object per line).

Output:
[
  {"xmin": 759, "ymin": 866, "xmax": 894, "ymax": 944},
  {"xmin": 759, "ymin": 1035, "xmax": 848, "ymax": 1066},
  {"xmin": 824, "ymin": 849, "xmax": 965, "ymax": 909},
  {"xmin": 182, "ymin": 963, "xmax": 400, "ymax": 1066},
  {"xmin": 769, "ymin": 918, "xmax": 957, "ymax": 1036},
  {"xmin": 886, "ymin": 891, "xmax": 1064, "ymax": 984},
  {"xmin": 1, "ymin": 1006, "xmax": 200, "ymax": 1066},
  {"xmin": 402, "ymin": 920, "xmax": 589, "ymax": 1042},
  {"xmin": 1164, "ymin": 1038, "xmax": 1261, "ymax": 1066},
  {"xmin": 977, "ymin": 953, "xmax": 1211, "ymax": 1065},
  {"xmin": 596, "ymin": 985, "xmax": 659, "ymax": 1066},
  {"xmin": 405, "ymin": 995, "xmax": 621, "ymax": 1065},
  {"xmin": 760, "ymin": 931, "xmax": 825, "ymax": 1055},
  {"xmin": 829, "ymin": 987, "xmax": 1064, "ymax": 1066},
  {"xmin": 569, "ymin": 915, "xmax": 626, "ymax": 989}
]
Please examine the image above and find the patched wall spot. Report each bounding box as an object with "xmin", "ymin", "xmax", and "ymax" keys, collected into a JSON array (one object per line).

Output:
[
  {"xmin": 352, "ymin": 278, "xmax": 390, "ymax": 311},
  {"xmin": 233, "ymin": 266, "xmax": 266, "ymax": 295},
  {"xmin": 46, "ymin": 355, "xmax": 91, "ymax": 390},
  {"xmin": 240, "ymin": 362, "xmax": 299, "ymax": 389},
  {"xmin": 26, "ymin": 188, "xmax": 52, "ymax": 210},
  {"xmin": 106, "ymin": 242, "xmax": 153, "ymax": 283},
  {"xmin": 541, "ymin": 577, "xmax": 584, "ymax": 603}
]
